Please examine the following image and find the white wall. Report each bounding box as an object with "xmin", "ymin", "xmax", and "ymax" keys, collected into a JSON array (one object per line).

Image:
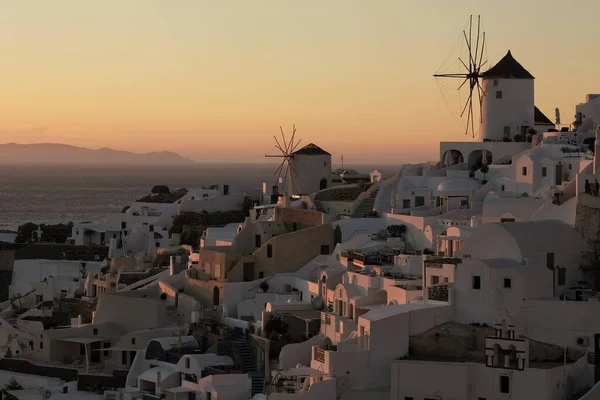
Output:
[
  {"xmin": 179, "ymin": 193, "xmax": 246, "ymax": 214},
  {"xmin": 481, "ymin": 76, "xmax": 534, "ymax": 142}
]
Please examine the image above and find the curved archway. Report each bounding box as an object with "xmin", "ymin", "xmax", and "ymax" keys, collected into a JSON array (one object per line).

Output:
[
  {"xmin": 333, "ymin": 226, "xmax": 342, "ymax": 246},
  {"xmin": 387, "ymin": 299, "xmax": 399, "ymax": 306},
  {"xmin": 468, "ymin": 149, "xmax": 493, "ymax": 171},
  {"xmin": 320, "ymin": 178, "xmax": 328, "ymax": 190},
  {"xmin": 212, "ymin": 286, "xmax": 220, "ymax": 306},
  {"xmin": 441, "ymin": 149, "xmax": 465, "ymax": 167}
]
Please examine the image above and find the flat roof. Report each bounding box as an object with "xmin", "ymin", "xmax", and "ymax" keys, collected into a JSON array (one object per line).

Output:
[{"xmin": 57, "ymin": 337, "xmax": 110, "ymax": 344}]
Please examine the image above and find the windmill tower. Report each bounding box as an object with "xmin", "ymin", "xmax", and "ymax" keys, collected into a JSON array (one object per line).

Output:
[
  {"xmin": 265, "ymin": 125, "xmax": 302, "ymax": 202},
  {"xmin": 479, "ymin": 50, "xmax": 535, "ymax": 142},
  {"xmin": 434, "ymin": 15, "xmax": 488, "ymax": 139},
  {"xmin": 265, "ymin": 125, "xmax": 332, "ymax": 198}
]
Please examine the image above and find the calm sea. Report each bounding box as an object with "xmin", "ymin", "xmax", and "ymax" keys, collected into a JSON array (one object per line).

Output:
[{"xmin": 0, "ymin": 163, "xmax": 397, "ymax": 231}]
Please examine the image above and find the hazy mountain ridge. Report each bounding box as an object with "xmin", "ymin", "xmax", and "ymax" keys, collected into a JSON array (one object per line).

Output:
[{"xmin": 0, "ymin": 143, "xmax": 195, "ymax": 164}]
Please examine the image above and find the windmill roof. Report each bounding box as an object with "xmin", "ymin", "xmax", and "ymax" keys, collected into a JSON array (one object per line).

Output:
[
  {"xmin": 482, "ymin": 50, "xmax": 534, "ymax": 79},
  {"xmin": 534, "ymin": 106, "xmax": 554, "ymax": 125},
  {"xmin": 292, "ymin": 143, "xmax": 330, "ymax": 156}
]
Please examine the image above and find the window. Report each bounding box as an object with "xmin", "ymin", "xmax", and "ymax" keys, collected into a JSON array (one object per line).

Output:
[
  {"xmin": 557, "ymin": 267, "xmax": 566, "ymax": 286},
  {"xmin": 40, "ymin": 341, "xmax": 43, "ymax": 349},
  {"xmin": 431, "ymin": 275, "xmax": 440, "ymax": 285},
  {"xmin": 131, "ymin": 338, "xmax": 136, "ymax": 345},
  {"xmin": 122, "ymin": 351, "xmax": 128, "ymax": 365},
  {"xmin": 500, "ymin": 218, "xmax": 515, "ymax": 223},
  {"xmin": 258, "ymin": 271, "xmax": 264, "ymax": 279},
  {"xmin": 472, "ymin": 275, "xmax": 481, "ymax": 290},
  {"xmin": 104, "ymin": 342, "xmax": 110, "ymax": 356},
  {"xmin": 185, "ymin": 357, "xmax": 190, "ymax": 368},
  {"xmin": 415, "ymin": 196, "xmax": 425, "ymax": 207},
  {"xmin": 320, "ymin": 245, "xmax": 330, "ymax": 255},
  {"xmin": 155, "ymin": 242, "xmax": 160, "ymax": 248},
  {"xmin": 267, "ymin": 244, "xmax": 273, "ymax": 258},
  {"xmin": 499, "ymin": 375, "xmax": 510, "ymax": 394},
  {"xmin": 255, "ymin": 234, "xmax": 261, "ymax": 248},
  {"xmin": 546, "ymin": 252, "xmax": 555, "ymax": 270},
  {"xmin": 293, "ymin": 222, "xmax": 298, "ymax": 231},
  {"xmin": 460, "ymin": 199, "xmax": 469, "ymax": 208},
  {"xmin": 504, "ymin": 278, "xmax": 512, "ymax": 288},
  {"xmin": 503, "ymin": 126, "xmax": 510, "ymax": 137},
  {"xmin": 542, "ymin": 167, "xmax": 547, "ymax": 177},
  {"xmin": 493, "ymin": 79, "xmax": 498, "ymax": 86},
  {"xmin": 402, "ymin": 199, "xmax": 411, "ymax": 209},
  {"xmin": 443, "ymin": 277, "xmax": 449, "ymax": 283},
  {"xmin": 501, "ymin": 185, "xmax": 505, "ymax": 192},
  {"xmin": 496, "ymin": 90, "xmax": 503, "ymax": 99},
  {"xmin": 93, "ymin": 328, "xmax": 98, "ymax": 335},
  {"xmin": 522, "ymin": 166, "xmax": 527, "ymax": 176},
  {"xmin": 569, "ymin": 164, "xmax": 572, "ymax": 170}
]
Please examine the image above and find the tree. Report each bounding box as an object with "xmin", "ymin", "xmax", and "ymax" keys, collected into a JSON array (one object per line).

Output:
[
  {"xmin": 151, "ymin": 185, "xmax": 171, "ymax": 195},
  {"xmin": 580, "ymin": 228, "xmax": 600, "ymax": 289},
  {"xmin": 386, "ymin": 224, "xmax": 407, "ymax": 238},
  {"xmin": 79, "ymin": 262, "xmax": 87, "ymax": 279},
  {"xmin": 480, "ymin": 164, "xmax": 490, "ymax": 183},
  {"xmin": 259, "ymin": 281, "xmax": 270, "ymax": 293},
  {"xmin": 2, "ymin": 377, "xmax": 23, "ymax": 400}
]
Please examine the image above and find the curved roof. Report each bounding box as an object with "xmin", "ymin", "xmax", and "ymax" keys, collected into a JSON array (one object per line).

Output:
[
  {"xmin": 481, "ymin": 50, "xmax": 534, "ymax": 79},
  {"xmin": 337, "ymin": 283, "xmax": 365, "ymax": 300},
  {"xmin": 462, "ymin": 219, "xmax": 583, "ymax": 262},
  {"xmin": 149, "ymin": 336, "xmax": 198, "ymax": 350},
  {"xmin": 292, "ymin": 143, "xmax": 330, "ymax": 156},
  {"xmin": 437, "ymin": 179, "xmax": 481, "ymax": 194}
]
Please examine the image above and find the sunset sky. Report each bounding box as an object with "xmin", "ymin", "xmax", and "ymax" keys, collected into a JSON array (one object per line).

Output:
[{"xmin": 0, "ymin": 0, "xmax": 598, "ymax": 164}]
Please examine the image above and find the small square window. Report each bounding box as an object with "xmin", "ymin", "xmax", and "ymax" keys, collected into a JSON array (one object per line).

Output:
[
  {"xmin": 131, "ymin": 338, "xmax": 136, "ymax": 345},
  {"xmin": 569, "ymin": 164, "xmax": 572, "ymax": 170},
  {"xmin": 542, "ymin": 167, "xmax": 547, "ymax": 177},
  {"xmin": 496, "ymin": 90, "xmax": 503, "ymax": 99},
  {"xmin": 402, "ymin": 199, "xmax": 411, "ymax": 209},
  {"xmin": 504, "ymin": 278, "xmax": 512, "ymax": 288},
  {"xmin": 522, "ymin": 167, "xmax": 527, "ymax": 176},
  {"xmin": 493, "ymin": 79, "xmax": 498, "ymax": 86},
  {"xmin": 431, "ymin": 275, "xmax": 440, "ymax": 285},
  {"xmin": 472, "ymin": 276, "xmax": 481, "ymax": 290}
]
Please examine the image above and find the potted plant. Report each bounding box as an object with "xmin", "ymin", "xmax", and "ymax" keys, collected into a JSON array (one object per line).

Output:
[{"xmin": 480, "ymin": 164, "xmax": 490, "ymax": 185}]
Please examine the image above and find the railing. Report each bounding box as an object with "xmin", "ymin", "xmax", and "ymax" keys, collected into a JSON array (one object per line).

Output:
[{"xmin": 314, "ymin": 347, "xmax": 326, "ymax": 363}]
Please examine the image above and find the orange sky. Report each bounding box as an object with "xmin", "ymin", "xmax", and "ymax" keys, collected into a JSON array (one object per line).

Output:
[{"xmin": 0, "ymin": 0, "xmax": 598, "ymax": 164}]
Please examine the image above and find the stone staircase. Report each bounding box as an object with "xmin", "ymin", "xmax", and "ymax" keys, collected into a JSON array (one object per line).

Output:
[
  {"xmin": 373, "ymin": 165, "xmax": 408, "ymax": 214},
  {"xmin": 351, "ymin": 188, "xmax": 379, "ymax": 218},
  {"xmin": 233, "ymin": 339, "xmax": 265, "ymax": 396},
  {"xmin": 250, "ymin": 372, "xmax": 266, "ymax": 397},
  {"xmin": 313, "ymin": 199, "xmax": 326, "ymax": 213}
]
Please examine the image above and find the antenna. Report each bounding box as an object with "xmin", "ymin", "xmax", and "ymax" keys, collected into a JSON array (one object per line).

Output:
[
  {"xmin": 434, "ymin": 15, "xmax": 487, "ymax": 138},
  {"xmin": 265, "ymin": 125, "xmax": 302, "ymax": 197},
  {"xmin": 341, "ymin": 155, "xmax": 344, "ymax": 170}
]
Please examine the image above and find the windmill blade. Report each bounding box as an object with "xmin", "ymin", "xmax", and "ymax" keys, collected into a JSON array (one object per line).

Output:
[
  {"xmin": 290, "ymin": 138, "xmax": 302, "ymax": 154},
  {"xmin": 470, "ymin": 98, "xmax": 475, "ymax": 138},
  {"xmin": 280, "ymin": 126, "xmax": 289, "ymax": 154},
  {"xmin": 460, "ymin": 90, "xmax": 473, "ymax": 117},
  {"xmin": 459, "ymin": 57, "xmax": 469, "ymax": 72},
  {"xmin": 478, "ymin": 32, "xmax": 486, "ymax": 71},
  {"xmin": 464, "ymin": 97, "xmax": 472, "ymax": 136},
  {"xmin": 474, "ymin": 16, "xmax": 481, "ymax": 72},
  {"xmin": 288, "ymin": 160, "xmax": 299, "ymax": 177},
  {"xmin": 288, "ymin": 124, "xmax": 297, "ymax": 154},
  {"xmin": 274, "ymin": 136, "xmax": 286, "ymax": 155},
  {"xmin": 274, "ymin": 159, "xmax": 285, "ymax": 177},
  {"xmin": 458, "ymin": 77, "xmax": 469, "ymax": 91},
  {"xmin": 476, "ymin": 81, "xmax": 483, "ymax": 120}
]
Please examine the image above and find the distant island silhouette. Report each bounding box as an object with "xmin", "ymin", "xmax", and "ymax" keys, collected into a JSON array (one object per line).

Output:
[{"xmin": 0, "ymin": 143, "xmax": 195, "ymax": 164}]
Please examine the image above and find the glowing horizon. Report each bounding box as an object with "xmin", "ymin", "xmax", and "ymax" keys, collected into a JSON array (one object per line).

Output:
[{"xmin": 1, "ymin": 1, "xmax": 598, "ymax": 164}]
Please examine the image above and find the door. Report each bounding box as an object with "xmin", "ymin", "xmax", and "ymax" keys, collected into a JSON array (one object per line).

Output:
[
  {"xmin": 555, "ymin": 164, "xmax": 563, "ymax": 185},
  {"xmin": 415, "ymin": 196, "xmax": 425, "ymax": 207},
  {"xmin": 243, "ymin": 262, "xmax": 255, "ymax": 282},
  {"xmin": 91, "ymin": 342, "xmax": 100, "ymax": 363}
]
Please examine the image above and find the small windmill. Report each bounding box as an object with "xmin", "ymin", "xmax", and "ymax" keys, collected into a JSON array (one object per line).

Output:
[
  {"xmin": 265, "ymin": 124, "xmax": 302, "ymax": 197},
  {"xmin": 434, "ymin": 15, "xmax": 488, "ymax": 138}
]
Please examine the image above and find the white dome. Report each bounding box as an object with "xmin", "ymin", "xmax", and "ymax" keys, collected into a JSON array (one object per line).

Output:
[{"xmin": 436, "ymin": 179, "xmax": 481, "ymax": 194}]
